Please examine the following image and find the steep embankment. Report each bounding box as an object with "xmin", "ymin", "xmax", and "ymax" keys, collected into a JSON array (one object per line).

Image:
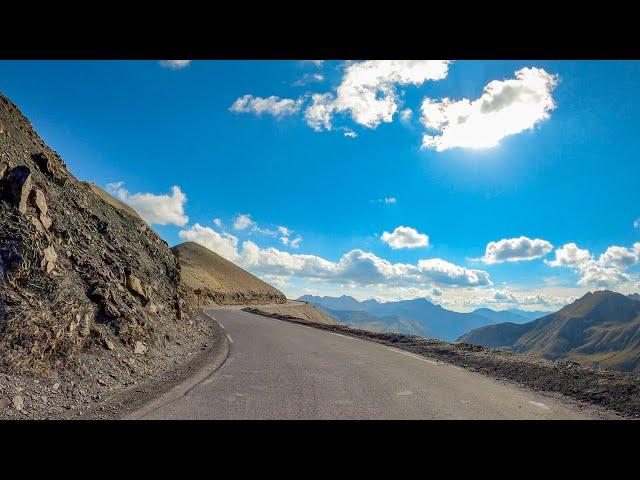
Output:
[
  {"xmin": 172, "ymin": 241, "xmax": 286, "ymax": 305},
  {"xmin": 0, "ymin": 93, "xmax": 211, "ymax": 418},
  {"xmin": 460, "ymin": 291, "xmax": 640, "ymax": 372}
]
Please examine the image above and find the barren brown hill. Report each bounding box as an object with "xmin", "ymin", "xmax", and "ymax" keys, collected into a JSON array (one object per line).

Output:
[
  {"xmin": 460, "ymin": 290, "xmax": 640, "ymax": 372},
  {"xmin": 172, "ymin": 241, "xmax": 286, "ymax": 305}
]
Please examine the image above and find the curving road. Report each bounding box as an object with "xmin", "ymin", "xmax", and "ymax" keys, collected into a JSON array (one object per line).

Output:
[{"xmin": 139, "ymin": 306, "xmax": 599, "ymax": 420}]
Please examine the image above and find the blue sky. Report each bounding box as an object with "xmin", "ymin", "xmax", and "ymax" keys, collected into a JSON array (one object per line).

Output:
[{"xmin": 1, "ymin": 60, "xmax": 639, "ymax": 311}]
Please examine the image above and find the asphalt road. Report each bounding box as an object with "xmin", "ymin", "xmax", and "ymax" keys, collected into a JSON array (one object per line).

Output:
[{"xmin": 140, "ymin": 306, "xmax": 598, "ymax": 419}]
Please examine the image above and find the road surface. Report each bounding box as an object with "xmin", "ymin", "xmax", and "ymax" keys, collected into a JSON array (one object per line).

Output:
[{"xmin": 140, "ymin": 306, "xmax": 598, "ymax": 419}]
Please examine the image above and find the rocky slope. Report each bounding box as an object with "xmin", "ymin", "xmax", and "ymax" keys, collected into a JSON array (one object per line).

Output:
[
  {"xmin": 0, "ymin": 93, "xmax": 211, "ymax": 417},
  {"xmin": 459, "ymin": 290, "xmax": 640, "ymax": 372},
  {"xmin": 172, "ymin": 241, "xmax": 286, "ymax": 306}
]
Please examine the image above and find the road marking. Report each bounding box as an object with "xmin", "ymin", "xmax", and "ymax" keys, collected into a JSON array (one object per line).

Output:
[
  {"xmin": 226, "ymin": 334, "xmax": 234, "ymax": 344},
  {"xmin": 397, "ymin": 390, "xmax": 413, "ymax": 396},
  {"xmin": 387, "ymin": 348, "xmax": 438, "ymax": 365},
  {"xmin": 329, "ymin": 332, "xmax": 357, "ymax": 341},
  {"xmin": 528, "ymin": 400, "xmax": 550, "ymax": 410}
]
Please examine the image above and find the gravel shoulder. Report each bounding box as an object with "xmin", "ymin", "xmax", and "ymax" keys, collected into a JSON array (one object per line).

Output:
[
  {"xmin": 244, "ymin": 308, "xmax": 639, "ymax": 419},
  {"xmin": 0, "ymin": 310, "xmax": 216, "ymax": 419}
]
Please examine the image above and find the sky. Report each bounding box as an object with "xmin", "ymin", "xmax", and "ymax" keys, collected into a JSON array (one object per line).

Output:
[{"xmin": 1, "ymin": 59, "xmax": 639, "ymax": 312}]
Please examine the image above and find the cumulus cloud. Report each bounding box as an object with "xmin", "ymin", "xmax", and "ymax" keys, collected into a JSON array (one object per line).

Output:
[
  {"xmin": 417, "ymin": 259, "xmax": 491, "ymax": 287},
  {"xmin": 546, "ymin": 242, "xmax": 640, "ymax": 288},
  {"xmin": 178, "ymin": 224, "xmax": 240, "ymax": 261},
  {"xmin": 159, "ymin": 60, "xmax": 191, "ymax": 69},
  {"xmin": 635, "ymin": 218, "xmax": 640, "ymax": 228},
  {"xmin": 421, "ymin": 67, "xmax": 558, "ymax": 151},
  {"xmin": 230, "ymin": 95, "xmax": 303, "ymax": 118},
  {"xmin": 178, "ymin": 224, "xmax": 490, "ymax": 288},
  {"xmin": 305, "ymin": 93, "xmax": 336, "ymax": 131},
  {"xmin": 233, "ymin": 214, "xmax": 254, "ymax": 231},
  {"xmin": 106, "ymin": 182, "xmax": 188, "ymax": 227},
  {"xmin": 545, "ymin": 243, "xmax": 592, "ymax": 268},
  {"xmin": 598, "ymin": 243, "xmax": 640, "ymax": 269},
  {"xmin": 292, "ymin": 73, "xmax": 325, "ymax": 87},
  {"xmin": 481, "ymin": 236, "xmax": 553, "ymax": 264},
  {"xmin": 381, "ymin": 226, "xmax": 429, "ymax": 249},
  {"xmin": 213, "ymin": 218, "xmax": 223, "ymax": 227},
  {"xmin": 481, "ymin": 289, "xmax": 575, "ymax": 309},
  {"xmin": 304, "ymin": 60, "xmax": 451, "ymax": 131}
]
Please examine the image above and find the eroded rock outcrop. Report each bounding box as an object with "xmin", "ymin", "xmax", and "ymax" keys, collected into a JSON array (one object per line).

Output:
[{"xmin": 0, "ymin": 93, "xmax": 200, "ymax": 374}]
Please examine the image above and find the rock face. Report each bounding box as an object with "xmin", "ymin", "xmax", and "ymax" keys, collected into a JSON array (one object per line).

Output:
[{"xmin": 0, "ymin": 93, "xmax": 196, "ymax": 373}]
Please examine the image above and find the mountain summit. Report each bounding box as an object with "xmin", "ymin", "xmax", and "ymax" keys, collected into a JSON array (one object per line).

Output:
[{"xmin": 460, "ymin": 290, "xmax": 640, "ymax": 372}]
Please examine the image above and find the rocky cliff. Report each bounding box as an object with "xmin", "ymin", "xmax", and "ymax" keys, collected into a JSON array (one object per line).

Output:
[{"xmin": 0, "ymin": 93, "xmax": 203, "ymax": 376}]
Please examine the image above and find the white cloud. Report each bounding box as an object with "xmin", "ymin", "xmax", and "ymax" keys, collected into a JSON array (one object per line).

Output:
[
  {"xmin": 598, "ymin": 243, "xmax": 640, "ymax": 269},
  {"xmin": 417, "ymin": 259, "xmax": 491, "ymax": 287},
  {"xmin": 545, "ymin": 243, "xmax": 593, "ymax": 268},
  {"xmin": 159, "ymin": 60, "xmax": 191, "ymax": 69},
  {"xmin": 304, "ymin": 93, "xmax": 336, "ymax": 131},
  {"xmin": 381, "ymin": 226, "xmax": 429, "ymax": 249},
  {"xmin": 421, "ymin": 67, "xmax": 558, "ymax": 151},
  {"xmin": 178, "ymin": 224, "xmax": 240, "ymax": 261},
  {"xmin": 106, "ymin": 182, "xmax": 188, "ymax": 227},
  {"xmin": 292, "ymin": 73, "xmax": 325, "ymax": 87},
  {"xmin": 400, "ymin": 108, "xmax": 413, "ymax": 123},
  {"xmin": 635, "ymin": 218, "xmax": 640, "ymax": 228},
  {"xmin": 343, "ymin": 128, "xmax": 358, "ymax": 138},
  {"xmin": 481, "ymin": 289, "xmax": 575, "ymax": 309},
  {"xmin": 179, "ymin": 224, "xmax": 490, "ymax": 289},
  {"xmin": 481, "ymin": 236, "xmax": 553, "ymax": 264},
  {"xmin": 278, "ymin": 226, "xmax": 291, "ymax": 237},
  {"xmin": 546, "ymin": 242, "xmax": 640, "ymax": 289},
  {"xmin": 213, "ymin": 218, "xmax": 223, "ymax": 227},
  {"xmin": 233, "ymin": 214, "xmax": 254, "ymax": 231},
  {"xmin": 375, "ymin": 197, "xmax": 396, "ymax": 205},
  {"xmin": 289, "ymin": 236, "xmax": 302, "ymax": 249},
  {"xmin": 334, "ymin": 60, "xmax": 451, "ymax": 128},
  {"xmin": 230, "ymin": 95, "xmax": 302, "ymax": 118}
]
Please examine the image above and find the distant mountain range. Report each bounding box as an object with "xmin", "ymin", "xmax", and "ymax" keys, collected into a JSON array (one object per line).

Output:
[
  {"xmin": 298, "ymin": 295, "xmax": 550, "ymax": 341},
  {"xmin": 459, "ymin": 291, "xmax": 640, "ymax": 372}
]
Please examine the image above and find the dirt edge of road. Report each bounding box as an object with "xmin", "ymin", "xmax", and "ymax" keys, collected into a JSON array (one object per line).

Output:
[
  {"xmin": 81, "ymin": 311, "xmax": 229, "ymax": 420},
  {"xmin": 244, "ymin": 308, "xmax": 639, "ymax": 419}
]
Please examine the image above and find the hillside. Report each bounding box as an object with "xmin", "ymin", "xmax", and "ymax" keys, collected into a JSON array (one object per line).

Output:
[
  {"xmin": 0, "ymin": 93, "xmax": 214, "ymax": 417},
  {"xmin": 460, "ymin": 290, "xmax": 640, "ymax": 372},
  {"xmin": 299, "ymin": 295, "xmax": 493, "ymax": 341},
  {"xmin": 172, "ymin": 241, "xmax": 286, "ymax": 305}
]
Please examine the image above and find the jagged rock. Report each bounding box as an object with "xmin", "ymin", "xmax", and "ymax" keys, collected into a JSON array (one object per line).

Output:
[
  {"xmin": 90, "ymin": 286, "xmax": 110, "ymax": 302},
  {"xmin": 43, "ymin": 245, "xmax": 57, "ymax": 273},
  {"xmin": 0, "ymin": 162, "xmax": 7, "ymax": 178},
  {"xmin": 126, "ymin": 273, "xmax": 149, "ymax": 302},
  {"xmin": 102, "ymin": 302, "xmax": 121, "ymax": 319},
  {"xmin": 0, "ymin": 397, "xmax": 11, "ymax": 411},
  {"xmin": 134, "ymin": 341, "xmax": 148, "ymax": 355},
  {"xmin": 2, "ymin": 165, "xmax": 32, "ymax": 214},
  {"xmin": 31, "ymin": 188, "xmax": 52, "ymax": 229},
  {"xmin": 12, "ymin": 394, "xmax": 24, "ymax": 411},
  {"xmin": 103, "ymin": 338, "xmax": 116, "ymax": 351},
  {"xmin": 32, "ymin": 152, "xmax": 58, "ymax": 179}
]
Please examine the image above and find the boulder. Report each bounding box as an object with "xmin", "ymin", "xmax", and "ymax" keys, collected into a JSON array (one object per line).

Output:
[
  {"xmin": 2, "ymin": 166, "xmax": 32, "ymax": 214},
  {"xmin": 12, "ymin": 394, "xmax": 24, "ymax": 411},
  {"xmin": 134, "ymin": 341, "xmax": 148, "ymax": 355},
  {"xmin": 126, "ymin": 273, "xmax": 149, "ymax": 303},
  {"xmin": 43, "ymin": 246, "xmax": 57, "ymax": 273}
]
